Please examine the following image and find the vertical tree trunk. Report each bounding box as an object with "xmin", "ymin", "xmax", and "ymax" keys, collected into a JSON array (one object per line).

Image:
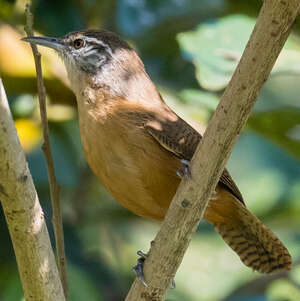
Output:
[{"xmin": 0, "ymin": 79, "xmax": 65, "ymax": 301}]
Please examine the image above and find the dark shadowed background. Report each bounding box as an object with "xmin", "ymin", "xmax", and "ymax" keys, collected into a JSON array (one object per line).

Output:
[{"xmin": 0, "ymin": 0, "xmax": 300, "ymax": 300}]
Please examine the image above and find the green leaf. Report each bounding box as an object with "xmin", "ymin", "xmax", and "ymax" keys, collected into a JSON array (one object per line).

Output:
[
  {"xmin": 267, "ymin": 279, "xmax": 300, "ymax": 301},
  {"xmin": 248, "ymin": 108, "xmax": 300, "ymax": 159},
  {"xmin": 177, "ymin": 15, "xmax": 255, "ymax": 90},
  {"xmin": 11, "ymin": 94, "xmax": 36, "ymax": 118},
  {"xmin": 177, "ymin": 14, "xmax": 300, "ymax": 91},
  {"xmin": 178, "ymin": 89, "xmax": 219, "ymax": 110},
  {"xmin": 290, "ymin": 263, "xmax": 300, "ymax": 286}
]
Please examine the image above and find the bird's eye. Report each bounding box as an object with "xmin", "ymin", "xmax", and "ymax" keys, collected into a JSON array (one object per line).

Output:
[{"xmin": 73, "ymin": 39, "xmax": 84, "ymax": 49}]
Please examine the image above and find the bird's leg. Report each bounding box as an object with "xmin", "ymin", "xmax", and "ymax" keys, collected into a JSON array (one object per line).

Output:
[
  {"xmin": 133, "ymin": 250, "xmax": 176, "ymax": 288},
  {"xmin": 176, "ymin": 159, "xmax": 191, "ymax": 179},
  {"xmin": 133, "ymin": 250, "xmax": 148, "ymax": 287}
]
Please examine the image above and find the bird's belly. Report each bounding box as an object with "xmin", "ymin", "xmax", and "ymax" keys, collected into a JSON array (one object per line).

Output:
[
  {"xmin": 101, "ymin": 166, "xmax": 178, "ymax": 220},
  {"xmin": 79, "ymin": 115, "xmax": 181, "ymax": 220},
  {"xmin": 89, "ymin": 146, "xmax": 181, "ymax": 220}
]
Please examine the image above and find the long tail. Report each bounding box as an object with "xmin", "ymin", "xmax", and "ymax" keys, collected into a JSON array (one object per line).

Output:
[{"xmin": 205, "ymin": 187, "xmax": 292, "ymax": 273}]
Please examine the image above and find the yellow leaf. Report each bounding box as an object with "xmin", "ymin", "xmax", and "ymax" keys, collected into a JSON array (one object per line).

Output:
[
  {"xmin": 0, "ymin": 24, "xmax": 68, "ymax": 86},
  {"xmin": 15, "ymin": 118, "xmax": 42, "ymax": 152}
]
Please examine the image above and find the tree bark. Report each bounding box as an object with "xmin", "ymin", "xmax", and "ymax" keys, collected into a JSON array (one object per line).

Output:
[
  {"xmin": 0, "ymin": 78, "xmax": 65, "ymax": 301},
  {"xmin": 125, "ymin": 1, "xmax": 300, "ymax": 300}
]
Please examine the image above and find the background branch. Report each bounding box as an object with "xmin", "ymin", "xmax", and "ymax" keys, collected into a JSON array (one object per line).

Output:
[
  {"xmin": 0, "ymin": 79, "xmax": 65, "ymax": 301},
  {"xmin": 125, "ymin": 1, "xmax": 300, "ymax": 300},
  {"xmin": 24, "ymin": 3, "xmax": 68, "ymax": 298}
]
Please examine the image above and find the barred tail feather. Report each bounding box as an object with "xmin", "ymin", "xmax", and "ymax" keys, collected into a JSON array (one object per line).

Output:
[
  {"xmin": 214, "ymin": 217, "xmax": 292, "ymax": 273},
  {"xmin": 205, "ymin": 189, "xmax": 292, "ymax": 273}
]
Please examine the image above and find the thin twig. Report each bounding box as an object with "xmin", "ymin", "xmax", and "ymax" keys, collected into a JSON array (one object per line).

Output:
[{"xmin": 24, "ymin": 3, "xmax": 68, "ymax": 298}]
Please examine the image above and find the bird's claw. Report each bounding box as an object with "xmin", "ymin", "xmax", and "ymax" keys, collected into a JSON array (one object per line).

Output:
[
  {"xmin": 176, "ymin": 159, "xmax": 191, "ymax": 179},
  {"xmin": 133, "ymin": 250, "xmax": 148, "ymax": 287},
  {"xmin": 171, "ymin": 279, "xmax": 176, "ymax": 289},
  {"xmin": 133, "ymin": 250, "xmax": 176, "ymax": 289}
]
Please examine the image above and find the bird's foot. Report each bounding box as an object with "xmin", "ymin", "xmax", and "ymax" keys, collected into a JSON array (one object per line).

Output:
[
  {"xmin": 132, "ymin": 250, "xmax": 176, "ymax": 289},
  {"xmin": 171, "ymin": 279, "xmax": 176, "ymax": 289},
  {"xmin": 176, "ymin": 159, "xmax": 191, "ymax": 179},
  {"xmin": 133, "ymin": 250, "xmax": 148, "ymax": 287}
]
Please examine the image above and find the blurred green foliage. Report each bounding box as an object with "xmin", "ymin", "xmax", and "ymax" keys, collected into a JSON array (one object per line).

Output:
[{"xmin": 0, "ymin": 0, "xmax": 300, "ymax": 300}]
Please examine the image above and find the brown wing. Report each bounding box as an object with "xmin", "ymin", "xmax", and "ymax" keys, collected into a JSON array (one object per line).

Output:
[{"xmin": 145, "ymin": 112, "xmax": 245, "ymax": 204}]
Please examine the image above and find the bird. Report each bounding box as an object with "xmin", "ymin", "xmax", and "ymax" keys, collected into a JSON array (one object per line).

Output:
[{"xmin": 22, "ymin": 30, "xmax": 292, "ymax": 277}]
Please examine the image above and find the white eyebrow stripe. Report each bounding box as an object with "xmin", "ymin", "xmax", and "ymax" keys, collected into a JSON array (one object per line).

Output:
[
  {"xmin": 84, "ymin": 45, "xmax": 95, "ymax": 52},
  {"xmin": 84, "ymin": 37, "xmax": 113, "ymax": 57},
  {"xmin": 86, "ymin": 49, "xmax": 99, "ymax": 56}
]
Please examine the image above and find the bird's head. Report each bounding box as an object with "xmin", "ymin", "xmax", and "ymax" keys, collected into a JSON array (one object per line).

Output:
[{"xmin": 22, "ymin": 30, "xmax": 147, "ymax": 97}]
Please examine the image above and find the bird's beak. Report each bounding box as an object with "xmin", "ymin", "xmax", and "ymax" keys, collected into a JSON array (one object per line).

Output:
[{"xmin": 22, "ymin": 36, "xmax": 64, "ymax": 51}]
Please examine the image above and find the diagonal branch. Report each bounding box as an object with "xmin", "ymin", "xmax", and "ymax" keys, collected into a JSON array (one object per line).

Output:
[
  {"xmin": 0, "ymin": 79, "xmax": 65, "ymax": 301},
  {"xmin": 125, "ymin": 1, "xmax": 300, "ymax": 300},
  {"xmin": 24, "ymin": 3, "xmax": 68, "ymax": 298}
]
